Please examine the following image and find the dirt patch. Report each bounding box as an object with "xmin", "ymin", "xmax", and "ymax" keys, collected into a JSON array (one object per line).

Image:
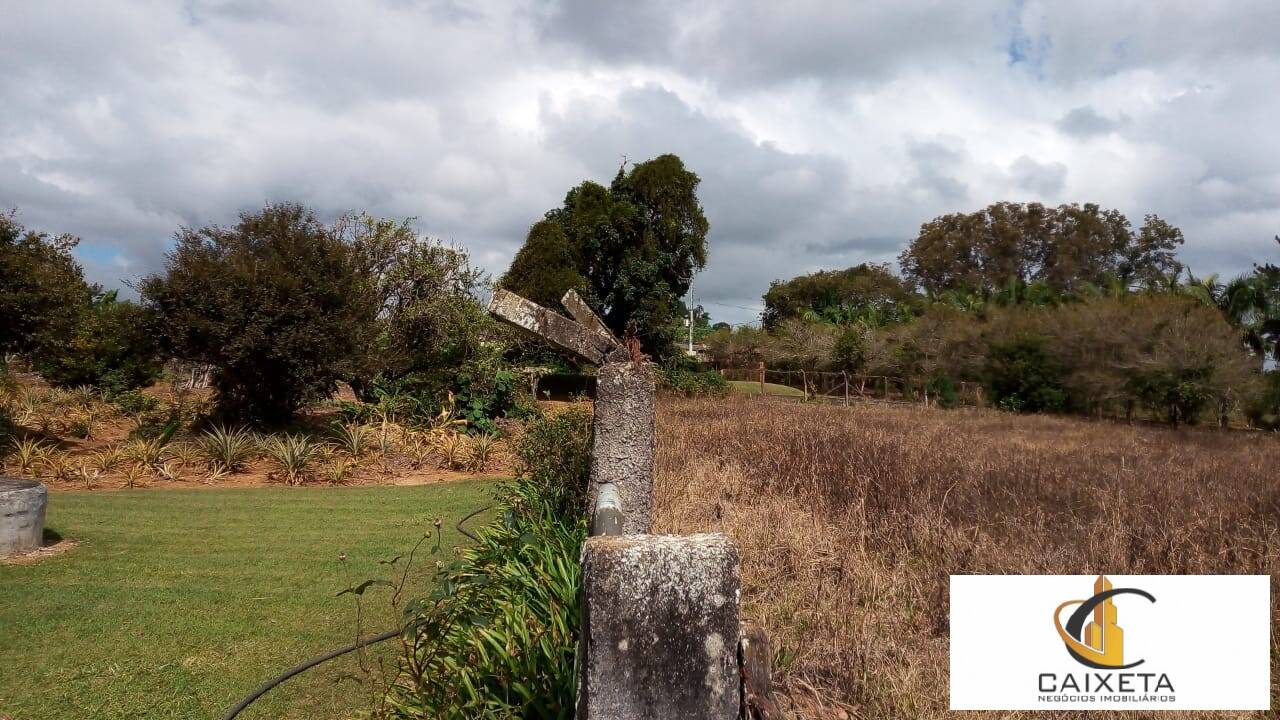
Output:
[{"xmin": 1, "ymin": 539, "xmax": 78, "ymax": 566}]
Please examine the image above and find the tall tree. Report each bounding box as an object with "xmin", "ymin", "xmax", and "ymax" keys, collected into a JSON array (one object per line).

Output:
[
  {"xmin": 342, "ymin": 213, "xmax": 492, "ymax": 395},
  {"xmin": 498, "ymin": 220, "xmax": 585, "ymax": 310},
  {"xmin": 500, "ymin": 154, "xmax": 709, "ymax": 356},
  {"xmin": 141, "ymin": 203, "xmax": 376, "ymax": 424},
  {"xmin": 899, "ymin": 202, "xmax": 1184, "ymax": 296},
  {"xmin": 0, "ymin": 210, "xmax": 93, "ymax": 360}
]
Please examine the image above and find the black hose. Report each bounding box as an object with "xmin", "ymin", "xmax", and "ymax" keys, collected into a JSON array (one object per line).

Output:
[
  {"xmin": 222, "ymin": 505, "xmax": 494, "ymax": 719},
  {"xmin": 455, "ymin": 504, "xmax": 492, "ymax": 543},
  {"xmin": 221, "ymin": 627, "xmax": 401, "ymax": 720}
]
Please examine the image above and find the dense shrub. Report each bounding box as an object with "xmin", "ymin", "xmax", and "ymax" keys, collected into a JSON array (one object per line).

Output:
[
  {"xmin": 657, "ymin": 358, "xmax": 729, "ymax": 397},
  {"xmin": 140, "ymin": 204, "xmax": 376, "ymax": 425},
  {"xmin": 984, "ymin": 335, "xmax": 1067, "ymax": 412},
  {"xmin": 831, "ymin": 324, "xmax": 869, "ymax": 372},
  {"xmin": 452, "ymin": 369, "xmax": 534, "ymax": 435},
  {"xmin": 514, "ymin": 404, "xmax": 593, "ymax": 517},
  {"xmin": 1245, "ymin": 372, "xmax": 1280, "ymax": 430},
  {"xmin": 386, "ymin": 407, "xmax": 591, "ymax": 719},
  {"xmin": 34, "ymin": 291, "xmax": 163, "ymax": 395},
  {"xmin": 111, "ymin": 389, "xmax": 161, "ymax": 417},
  {"xmin": 342, "ymin": 214, "xmax": 493, "ymax": 399}
]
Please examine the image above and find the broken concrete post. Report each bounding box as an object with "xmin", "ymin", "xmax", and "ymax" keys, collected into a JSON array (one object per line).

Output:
[
  {"xmin": 0, "ymin": 478, "xmax": 47, "ymax": 557},
  {"xmin": 577, "ymin": 533, "xmax": 741, "ymax": 720},
  {"xmin": 589, "ymin": 361, "xmax": 656, "ymax": 535},
  {"xmin": 488, "ymin": 289, "xmax": 613, "ymax": 365},
  {"xmin": 561, "ymin": 290, "xmax": 620, "ymax": 351}
]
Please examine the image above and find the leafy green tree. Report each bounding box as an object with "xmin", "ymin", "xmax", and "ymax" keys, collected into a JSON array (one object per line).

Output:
[
  {"xmin": 502, "ymin": 154, "xmax": 709, "ymax": 357},
  {"xmin": 34, "ymin": 290, "xmax": 163, "ymax": 395},
  {"xmin": 498, "ymin": 220, "xmax": 586, "ymax": 311},
  {"xmin": 343, "ymin": 214, "xmax": 492, "ymax": 398},
  {"xmin": 899, "ymin": 202, "xmax": 1184, "ymax": 297},
  {"xmin": 762, "ymin": 263, "xmax": 916, "ymax": 329},
  {"xmin": 831, "ymin": 324, "xmax": 869, "ymax": 372},
  {"xmin": 0, "ymin": 210, "xmax": 93, "ymax": 360},
  {"xmin": 140, "ymin": 203, "xmax": 377, "ymax": 425}
]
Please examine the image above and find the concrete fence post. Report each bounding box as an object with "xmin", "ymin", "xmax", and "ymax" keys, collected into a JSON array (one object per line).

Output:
[
  {"xmin": 588, "ymin": 361, "xmax": 656, "ymax": 535},
  {"xmin": 488, "ymin": 288, "xmax": 750, "ymax": 720},
  {"xmin": 577, "ymin": 534, "xmax": 741, "ymax": 720}
]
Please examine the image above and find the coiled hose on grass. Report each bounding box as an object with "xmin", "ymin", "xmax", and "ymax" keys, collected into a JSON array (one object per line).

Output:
[{"xmin": 221, "ymin": 505, "xmax": 492, "ymax": 720}]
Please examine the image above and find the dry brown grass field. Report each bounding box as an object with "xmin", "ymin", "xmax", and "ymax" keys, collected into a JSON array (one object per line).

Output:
[{"xmin": 653, "ymin": 395, "xmax": 1280, "ymax": 719}]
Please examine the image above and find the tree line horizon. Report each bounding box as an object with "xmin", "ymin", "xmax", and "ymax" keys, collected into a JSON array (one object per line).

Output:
[{"xmin": 2, "ymin": 151, "xmax": 1278, "ymax": 427}]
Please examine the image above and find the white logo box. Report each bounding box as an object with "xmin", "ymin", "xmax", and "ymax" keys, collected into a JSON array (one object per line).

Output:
[{"xmin": 949, "ymin": 575, "xmax": 1270, "ymax": 711}]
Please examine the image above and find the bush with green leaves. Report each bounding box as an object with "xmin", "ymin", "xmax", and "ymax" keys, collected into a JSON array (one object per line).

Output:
[
  {"xmin": 140, "ymin": 203, "xmax": 377, "ymax": 425},
  {"xmin": 984, "ymin": 334, "xmax": 1067, "ymax": 413},
  {"xmin": 0, "ymin": 211, "xmax": 93, "ymax": 361},
  {"xmin": 112, "ymin": 389, "xmax": 161, "ymax": 417},
  {"xmin": 385, "ymin": 407, "xmax": 591, "ymax": 719},
  {"xmin": 452, "ymin": 369, "xmax": 534, "ymax": 435},
  {"xmin": 657, "ymin": 356, "xmax": 729, "ymax": 397},
  {"xmin": 1245, "ymin": 372, "xmax": 1280, "ymax": 430},
  {"xmin": 34, "ymin": 291, "xmax": 163, "ymax": 395}
]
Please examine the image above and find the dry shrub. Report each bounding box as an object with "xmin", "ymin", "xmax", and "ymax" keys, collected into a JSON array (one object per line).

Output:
[{"xmin": 654, "ymin": 396, "xmax": 1280, "ymax": 719}]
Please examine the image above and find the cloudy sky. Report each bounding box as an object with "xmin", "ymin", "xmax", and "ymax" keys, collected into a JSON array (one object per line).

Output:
[{"xmin": 4, "ymin": 1, "xmax": 1279, "ymax": 325}]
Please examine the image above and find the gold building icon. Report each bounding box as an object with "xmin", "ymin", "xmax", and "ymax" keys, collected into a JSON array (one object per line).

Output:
[
  {"xmin": 1081, "ymin": 575, "xmax": 1124, "ymax": 666},
  {"xmin": 1053, "ymin": 574, "xmax": 1132, "ymax": 667}
]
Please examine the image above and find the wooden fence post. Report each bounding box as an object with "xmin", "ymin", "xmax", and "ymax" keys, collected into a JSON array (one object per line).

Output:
[
  {"xmin": 800, "ymin": 370, "xmax": 808, "ymax": 402},
  {"xmin": 842, "ymin": 371, "xmax": 849, "ymax": 406},
  {"xmin": 757, "ymin": 361, "xmax": 765, "ymax": 397}
]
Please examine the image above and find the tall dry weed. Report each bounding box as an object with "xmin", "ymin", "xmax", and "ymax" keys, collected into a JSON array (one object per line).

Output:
[{"xmin": 654, "ymin": 396, "xmax": 1280, "ymax": 719}]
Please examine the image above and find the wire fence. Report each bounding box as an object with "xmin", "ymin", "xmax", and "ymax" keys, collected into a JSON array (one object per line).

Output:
[{"xmin": 719, "ymin": 366, "xmax": 985, "ymax": 408}]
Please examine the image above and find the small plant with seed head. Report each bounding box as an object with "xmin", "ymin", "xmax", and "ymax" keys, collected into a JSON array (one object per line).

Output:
[
  {"xmin": 197, "ymin": 425, "xmax": 257, "ymax": 472},
  {"xmin": 122, "ymin": 462, "xmax": 147, "ymax": 489},
  {"xmin": 467, "ymin": 433, "xmax": 498, "ymax": 471},
  {"xmin": 10, "ymin": 438, "xmax": 48, "ymax": 475},
  {"xmin": 262, "ymin": 433, "xmax": 320, "ymax": 485},
  {"xmin": 126, "ymin": 436, "xmax": 169, "ymax": 468},
  {"xmin": 436, "ymin": 431, "xmax": 466, "ymax": 470},
  {"xmin": 331, "ymin": 422, "xmax": 372, "ymax": 457},
  {"xmin": 89, "ymin": 445, "xmax": 126, "ymax": 474}
]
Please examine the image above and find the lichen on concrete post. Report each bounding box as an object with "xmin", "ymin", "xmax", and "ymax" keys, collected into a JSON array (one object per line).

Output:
[
  {"xmin": 589, "ymin": 361, "xmax": 656, "ymax": 535},
  {"xmin": 577, "ymin": 533, "xmax": 741, "ymax": 720}
]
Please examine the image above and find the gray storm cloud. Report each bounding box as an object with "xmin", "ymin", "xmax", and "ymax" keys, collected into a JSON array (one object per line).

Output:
[{"xmin": 2, "ymin": 0, "xmax": 1278, "ymax": 325}]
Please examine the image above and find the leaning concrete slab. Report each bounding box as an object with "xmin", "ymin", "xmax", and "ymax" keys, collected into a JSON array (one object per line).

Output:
[
  {"xmin": 0, "ymin": 478, "xmax": 47, "ymax": 557},
  {"xmin": 577, "ymin": 533, "xmax": 741, "ymax": 720},
  {"xmin": 488, "ymin": 288, "xmax": 613, "ymax": 365},
  {"xmin": 560, "ymin": 290, "xmax": 620, "ymax": 350},
  {"xmin": 589, "ymin": 361, "xmax": 656, "ymax": 535}
]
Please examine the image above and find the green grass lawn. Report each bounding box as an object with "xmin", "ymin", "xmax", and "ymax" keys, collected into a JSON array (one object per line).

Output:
[
  {"xmin": 727, "ymin": 380, "xmax": 805, "ymax": 397},
  {"xmin": 0, "ymin": 482, "xmax": 494, "ymax": 720}
]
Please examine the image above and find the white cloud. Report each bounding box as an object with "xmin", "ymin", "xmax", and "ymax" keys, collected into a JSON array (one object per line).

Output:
[{"xmin": 1, "ymin": 0, "xmax": 1278, "ymax": 325}]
